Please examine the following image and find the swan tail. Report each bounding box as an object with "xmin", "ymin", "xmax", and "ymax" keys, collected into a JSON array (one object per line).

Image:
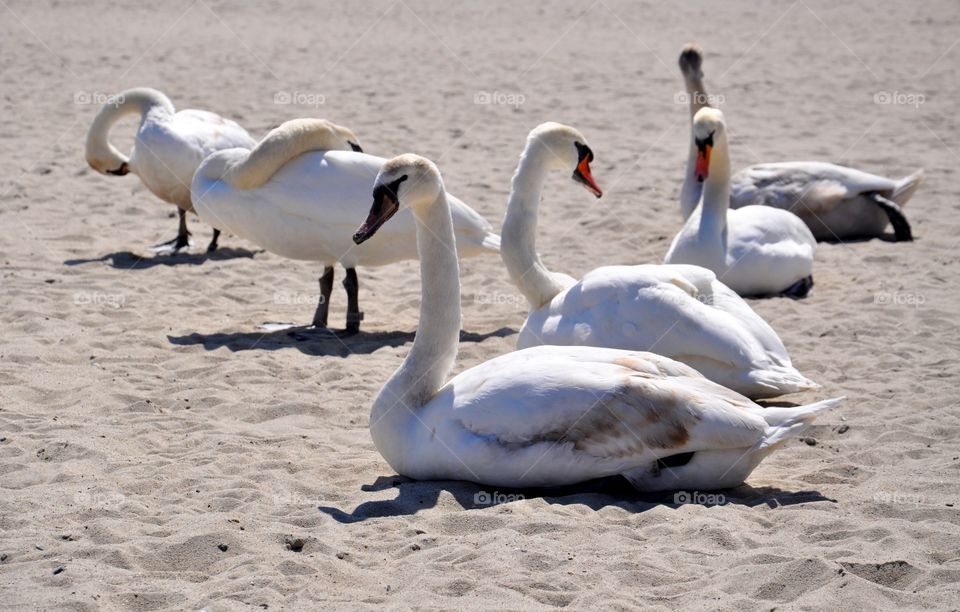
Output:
[
  {"xmin": 758, "ymin": 397, "xmax": 845, "ymax": 451},
  {"xmin": 890, "ymin": 169, "xmax": 924, "ymax": 207},
  {"xmin": 480, "ymin": 232, "xmax": 501, "ymax": 253},
  {"xmin": 750, "ymin": 365, "xmax": 820, "ymax": 396}
]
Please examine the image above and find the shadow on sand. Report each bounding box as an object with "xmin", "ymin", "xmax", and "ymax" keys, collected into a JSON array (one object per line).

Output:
[
  {"xmin": 168, "ymin": 326, "xmax": 517, "ymax": 357},
  {"xmin": 64, "ymin": 247, "xmax": 261, "ymax": 269},
  {"xmin": 317, "ymin": 475, "xmax": 834, "ymax": 523}
]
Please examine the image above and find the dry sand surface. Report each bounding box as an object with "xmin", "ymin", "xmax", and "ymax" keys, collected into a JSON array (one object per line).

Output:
[{"xmin": 1, "ymin": 0, "xmax": 959, "ymax": 609}]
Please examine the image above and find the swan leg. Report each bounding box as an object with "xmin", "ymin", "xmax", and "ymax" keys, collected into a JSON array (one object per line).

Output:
[
  {"xmin": 151, "ymin": 208, "xmax": 193, "ymax": 254},
  {"xmin": 782, "ymin": 275, "xmax": 814, "ymax": 299},
  {"xmin": 870, "ymin": 193, "xmax": 913, "ymax": 242},
  {"xmin": 311, "ymin": 266, "xmax": 335, "ymax": 328},
  {"xmin": 206, "ymin": 229, "xmax": 221, "ymax": 253},
  {"xmin": 343, "ymin": 268, "xmax": 363, "ymax": 336}
]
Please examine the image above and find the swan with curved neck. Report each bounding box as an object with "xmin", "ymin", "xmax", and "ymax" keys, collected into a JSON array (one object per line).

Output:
[
  {"xmin": 351, "ymin": 153, "xmax": 843, "ymax": 491},
  {"xmin": 84, "ymin": 87, "xmax": 256, "ymax": 253},
  {"xmin": 504, "ymin": 123, "xmax": 819, "ymax": 399},
  {"xmin": 677, "ymin": 45, "xmax": 922, "ymax": 240},
  {"xmin": 191, "ymin": 120, "xmax": 499, "ymax": 336},
  {"xmin": 666, "ymin": 108, "xmax": 817, "ymax": 298}
]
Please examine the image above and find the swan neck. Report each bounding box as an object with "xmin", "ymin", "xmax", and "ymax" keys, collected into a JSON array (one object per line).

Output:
[
  {"xmin": 372, "ymin": 189, "xmax": 462, "ymax": 427},
  {"xmin": 223, "ymin": 120, "xmax": 348, "ymax": 190},
  {"xmin": 501, "ymin": 143, "xmax": 569, "ymax": 309},
  {"xmin": 699, "ymin": 132, "xmax": 731, "ymax": 231},
  {"xmin": 85, "ymin": 88, "xmax": 174, "ymax": 170}
]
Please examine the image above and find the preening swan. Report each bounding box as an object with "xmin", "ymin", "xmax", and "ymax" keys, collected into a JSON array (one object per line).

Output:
[
  {"xmin": 665, "ymin": 108, "xmax": 818, "ymax": 298},
  {"xmin": 504, "ymin": 123, "xmax": 819, "ymax": 399},
  {"xmin": 192, "ymin": 119, "xmax": 499, "ymax": 335},
  {"xmin": 351, "ymin": 153, "xmax": 843, "ymax": 492},
  {"xmin": 678, "ymin": 44, "xmax": 923, "ymax": 241},
  {"xmin": 85, "ymin": 87, "xmax": 256, "ymax": 253}
]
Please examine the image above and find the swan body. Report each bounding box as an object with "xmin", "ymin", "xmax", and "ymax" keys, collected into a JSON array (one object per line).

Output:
[
  {"xmin": 503, "ymin": 123, "xmax": 817, "ymax": 399},
  {"xmin": 85, "ymin": 87, "xmax": 256, "ymax": 252},
  {"xmin": 678, "ymin": 44, "xmax": 922, "ymax": 241},
  {"xmin": 729, "ymin": 163, "xmax": 923, "ymax": 241},
  {"xmin": 353, "ymin": 153, "xmax": 843, "ymax": 492},
  {"xmin": 192, "ymin": 119, "xmax": 498, "ymax": 333},
  {"xmin": 665, "ymin": 108, "xmax": 817, "ymax": 297}
]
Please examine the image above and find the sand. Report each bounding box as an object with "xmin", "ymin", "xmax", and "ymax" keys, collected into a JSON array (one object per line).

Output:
[{"xmin": 1, "ymin": 0, "xmax": 959, "ymax": 609}]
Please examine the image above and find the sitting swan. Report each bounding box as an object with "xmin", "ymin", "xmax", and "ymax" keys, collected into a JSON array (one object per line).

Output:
[
  {"xmin": 504, "ymin": 123, "xmax": 819, "ymax": 399},
  {"xmin": 665, "ymin": 108, "xmax": 818, "ymax": 298},
  {"xmin": 192, "ymin": 119, "xmax": 499, "ymax": 335},
  {"xmin": 85, "ymin": 87, "xmax": 256, "ymax": 253},
  {"xmin": 678, "ymin": 44, "xmax": 923, "ymax": 241},
  {"xmin": 351, "ymin": 154, "xmax": 843, "ymax": 492}
]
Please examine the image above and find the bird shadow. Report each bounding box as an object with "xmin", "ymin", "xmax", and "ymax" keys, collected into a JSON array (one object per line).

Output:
[
  {"xmin": 317, "ymin": 475, "xmax": 834, "ymax": 523},
  {"xmin": 168, "ymin": 326, "xmax": 517, "ymax": 357},
  {"xmin": 63, "ymin": 247, "xmax": 261, "ymax": 269}
]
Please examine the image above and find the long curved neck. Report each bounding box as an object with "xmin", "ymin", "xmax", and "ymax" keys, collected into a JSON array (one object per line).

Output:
[
  {"xmin": 372, "ymin": 188, "xmax": 462, "ymax": 427},
  {"xmin": 220, "ymin": 119, "xmax": 348, "ymax": 190},
  {"xmin": 85, "ymin": 88, "xmax": 174, "ymax": 169},
  {"xmin": 697, "ymin": 132, "xmax": 732, "ymax": 236},
  {"xmin": 680, "ymin": 75, "xmax": 710, "ymax": 219},
  {"xmin": 501, "ymin": 141, "xmax": 571, "ymax": 309}
]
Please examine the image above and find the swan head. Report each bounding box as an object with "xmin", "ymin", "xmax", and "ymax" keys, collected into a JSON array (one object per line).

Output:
[
  {"xmin": 678, "ymin": 43, "xmax": 704, "ymax": 80},
  {"xmin": 333, "ymin": 124, "xmax": 363, "ymax": 153},
  {"xmin": 692, "ymin": 107, "xmax": 725, "ymax": 182},
  {"xmin": 85, "ymin": 139, "xmax": 130, "ymax": 176},
  {"xmin": 528, "ymin": 122, "xmax": 603, "ymax": 198},
  {"xmin": 353, "ymin": 154, "xmax": 442, "ymax": 244}
]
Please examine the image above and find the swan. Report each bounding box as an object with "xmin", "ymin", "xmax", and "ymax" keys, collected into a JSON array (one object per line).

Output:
[
  {"xmin": 351, "ymin": 153, "xmax": 843, "ymax": 492},
  {"xmin": 191, "ymin": 119, "xmax": 499, "ymax": 335},
  {"xmin": 678, "ymin": 44, "xmax": 923, "ymax": 241},
  {"xmin": 503, "ymin": 123, "xmax": 819, "ymax": 399},
  {"xmin": 665, "ymin": 108, "xmax": 818, "ymax": 298},
  {"xmin": 85, "ymin": 87, "xmax": 257, "ymax": 253}
]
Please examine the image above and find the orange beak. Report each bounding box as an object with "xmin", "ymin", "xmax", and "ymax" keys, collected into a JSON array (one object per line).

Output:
[
  {"xmin": 695, "ymin": 144, "xmax": 711, "ymax": 182},
  {"xmin": 574, "ymin": 156, "xmax": 603, "ymax": 198}
]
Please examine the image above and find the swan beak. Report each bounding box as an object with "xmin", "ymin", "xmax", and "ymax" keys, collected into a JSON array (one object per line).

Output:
[
  {"xmin": 573, "ymin": 156, "xmax": 603, "ymax": 198},
  {"xmin": 106, "ymin": 161, "xmax": 130, "ymax": 176},
  {"xmin": 349, "ymin": 141, "xmax": 364, "ymax": 153},
  {"xmin": 695, "ymin": 145, "xmax": 711, "ymax": 182},
  {"xmin": 353, "ymin": 186, "xmax": 399, "ymax": 245}
]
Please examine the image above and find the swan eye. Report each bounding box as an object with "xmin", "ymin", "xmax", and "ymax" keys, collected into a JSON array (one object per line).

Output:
[
  {"xmin": 349, "ymin": 141, "xmax": 363, "ymax": 153},
  {"xmin": 694, "ymin": 131, "xmax": 715, "ymax": 154},
  {"xmin": 574, "ymin": 141, "xmax": 594, "ymax": 163}
]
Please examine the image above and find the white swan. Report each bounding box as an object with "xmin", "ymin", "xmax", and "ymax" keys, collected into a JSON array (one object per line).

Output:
[
  {"xmin": 351, "ymin": 153, "xmax": 843, "ymax": 492},
  {"xmin": 665, "ymin": 108, "xmax": 818, "ymax": 298},
  {"xmin": 192, "ymin": 119, "xmax": 499, "ymax": 335},
  {"xmin": 85, "ymin": 87, "xmax": 256, "ymax": 253},
  {"xmin": 678, "ymin": 44, "xmax": 923, "ymax": 241},
  {"xmin": 503, "ymin": 123, "xmax": 819, "ymax": 399}
]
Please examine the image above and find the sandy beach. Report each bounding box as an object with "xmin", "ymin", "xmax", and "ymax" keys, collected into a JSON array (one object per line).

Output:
[{"xmin": 1, "ymin": 0, "xmax": 959, "ymax": 608}]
